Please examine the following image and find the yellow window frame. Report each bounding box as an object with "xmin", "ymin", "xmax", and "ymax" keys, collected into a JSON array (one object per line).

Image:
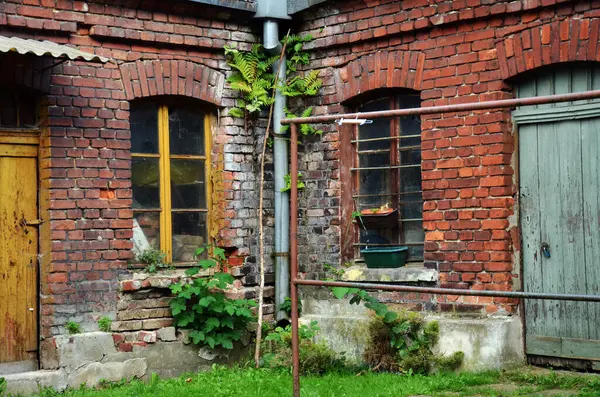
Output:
[{"xmin": 132, "ymin": 104, "xmax": 213, "ymax": 264}]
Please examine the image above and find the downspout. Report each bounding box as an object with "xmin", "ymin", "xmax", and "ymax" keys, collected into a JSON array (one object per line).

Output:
[
  {"xmin": 256, "ymin": 3, "xmax": 290, "ymax": 321},
  {"xmin": 264, "ymin": 21, "xmax": 289, "ymax": 322}
]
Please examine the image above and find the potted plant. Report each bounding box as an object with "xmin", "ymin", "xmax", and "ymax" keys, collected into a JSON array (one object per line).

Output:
[{"xmin": 353, "ymin": 204, "xmax": 399, "ymax": 230}]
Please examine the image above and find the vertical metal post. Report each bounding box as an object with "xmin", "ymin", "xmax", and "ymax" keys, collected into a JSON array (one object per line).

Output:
[{"xmin": 290, "ymin": 123, "xmax": 300, "ymax": 397}]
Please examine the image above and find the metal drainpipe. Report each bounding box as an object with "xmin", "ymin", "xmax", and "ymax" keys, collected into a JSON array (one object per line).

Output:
[{"xmin": 263, "ymin": 20, "xmax": 289, "ymax": 321}]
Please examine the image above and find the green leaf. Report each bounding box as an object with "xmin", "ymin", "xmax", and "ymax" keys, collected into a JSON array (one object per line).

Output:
[
  {"xmin": 176, "ymin": 311, "xmax": 195, "ymax": 327},
  {"xmin": 213, "ymin": 247, "xmax": 226, "ymax": 262},
  {"xmin": 221, "ymin": 339, "xmax": 234, "ymax": 349},
  {"xmin": 170, "ymin": 283, "xmax": 183, "ymax": 294},
  {"xmin": 206, "ymin": 336, "xmax": 216, "ymax": 349},
  {"xmin": 228, "ymin": 108, "xmax": 244, "ymax": 118},
  {"xmin": 170, "ymin": 298, "xmax": 186, "ymax": 316},
  {"xmin": 204, "ymin": 317, "xmax": 220, "ymax": 332},
  {"xmin": 331, "ymin": 287, "xmax": 350, "ymax": 300},
  {"xmin": 190, "ymin": 330, "xmax": 205, "ymax": 344},
  {"xmin": 225, "ymin": 305, "xmax": 235, "ymax": 316},
  {"xmin": 198, "ymin": 259, "xmax": 217, "ymax": 270},
  {"xmin": 384, "ymin": 311, "xmax": 398, "ymax": 323},
  {"xmin": 221, "ymin": 317, "xmax": 234, "ymax": 329},
  {"xmin": 185, "ymin": 267, "xmax": 200, "ymax": 276},
  {"xmin": 199, "ymin": 296, "xmax": 217, "ymax": 307}
]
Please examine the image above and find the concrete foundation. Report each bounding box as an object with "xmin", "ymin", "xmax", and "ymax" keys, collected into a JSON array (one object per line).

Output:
[
  {"xmin": 301, "ymin": 297, "xmax": 525, "ymax": 371},
  {"xmin": 3, "ymin": 332, "xmax": 249, "ymax": 395}
]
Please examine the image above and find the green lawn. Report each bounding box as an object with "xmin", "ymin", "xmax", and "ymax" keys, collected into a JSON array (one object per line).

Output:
[{"xmin": 33, "ymin": 367, "xmax": 600, "ymax": 397}]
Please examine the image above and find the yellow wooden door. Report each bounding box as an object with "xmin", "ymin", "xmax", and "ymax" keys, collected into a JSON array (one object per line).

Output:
[{"xmin": 0, "ymin": 141, "xmax": 38, "ymax": 364}]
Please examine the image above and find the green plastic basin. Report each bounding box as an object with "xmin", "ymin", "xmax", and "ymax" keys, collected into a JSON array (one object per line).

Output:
[{"xmin": 360, "ymin": 246, "xmax": 409, "ymax": 269}]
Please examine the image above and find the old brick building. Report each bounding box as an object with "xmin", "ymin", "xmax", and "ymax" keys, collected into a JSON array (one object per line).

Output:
[{"xmin": 1, "ymin": 0, "xmax": 599, "ymax": 384}]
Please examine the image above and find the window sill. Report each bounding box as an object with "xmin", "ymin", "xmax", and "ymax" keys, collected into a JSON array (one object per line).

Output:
[
  {"xmin": 340, "ymin": 264, "xmax": 438, "ymax": 283},
  {"xmin": 119, "ymin": 268, "xmax": 214, "ymax": 292}
]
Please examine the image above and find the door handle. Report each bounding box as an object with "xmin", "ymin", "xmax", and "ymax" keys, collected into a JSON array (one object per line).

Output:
[
  {"xmin": 19, "ymin": 218, "xmax": 42, "ymax": 227},
  {"xmin": 541, "ymin": 242, "xmax": 551, "ymax": 258}
]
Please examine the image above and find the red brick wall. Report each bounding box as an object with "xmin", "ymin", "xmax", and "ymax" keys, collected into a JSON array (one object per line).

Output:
[
  {"xmin": 1, "ymin": 0, "xmax": 263, "ymax": 341},
  {"xmin": 295, "ymin": 0, "xmax": 600, "ymax": 314}
]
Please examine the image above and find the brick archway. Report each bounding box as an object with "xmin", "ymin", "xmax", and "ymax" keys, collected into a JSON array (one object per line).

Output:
[
  {"xmin": 119, "ymin": 60, "xmax": 225, "ymax": 105},
  {"xmin": 497, "ymin": 18, "xmax": 600, "ymax": 80},
  {"xmin": 333, "ymin": 50, "xmax": 425, "ymax": 104}
]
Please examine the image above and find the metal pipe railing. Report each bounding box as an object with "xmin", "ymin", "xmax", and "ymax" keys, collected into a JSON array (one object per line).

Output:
[
  {"xmin": 287, "ymin": 88, "xmax": 600, "ymax": 397},
  {"xmin": 294, "ymin": 279, "xmax": 600, "ymax": 302},
  {"xmin": 281, "ymin": 89, "xmax": 600, "ymax": 124}
]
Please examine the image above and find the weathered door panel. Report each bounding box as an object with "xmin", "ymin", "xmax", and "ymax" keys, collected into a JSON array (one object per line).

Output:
[
  {"xmin": 0, "ymin": 143, "xmax": 38, "ymax": 364},
  {"xmin": 518, "ymin": 64, "xmax": 600, "ymax": 362}
]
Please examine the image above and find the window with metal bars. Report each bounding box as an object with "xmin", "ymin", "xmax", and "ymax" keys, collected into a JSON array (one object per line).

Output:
[
  {"xmin": 130, "ymin": 99, "xmax": 213, "ymax": 265},
  {"xmin": 352, "ymin": 94, "xmax": 424, "ymax": 262}
]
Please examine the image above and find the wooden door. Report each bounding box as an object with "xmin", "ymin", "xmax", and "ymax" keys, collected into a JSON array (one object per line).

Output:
[
  {"xmin": 517, "ymin": 65, "xmax": 600, "ymax": 363},
  {"xmin": 0, "ymin": 139, "xmax": 39, "ymax": 364}
]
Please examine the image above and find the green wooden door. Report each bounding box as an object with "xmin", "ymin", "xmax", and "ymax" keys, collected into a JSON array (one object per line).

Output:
[{"xmin": 517, "ymin": 65, "xmax": 600, "ymax": 362}]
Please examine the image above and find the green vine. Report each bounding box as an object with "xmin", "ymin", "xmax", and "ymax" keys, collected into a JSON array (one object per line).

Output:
[
  {"xmin": 169, "ymin": 246, "xmax": 257, "ymax": 350},
  {"xmin": 281, "ymin": 172, "xmax": 305, "ymax": 192}
]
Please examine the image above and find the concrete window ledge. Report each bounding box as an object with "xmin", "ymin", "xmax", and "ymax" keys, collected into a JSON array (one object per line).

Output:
[
  {"xmin": 340, "ymin": 265, "xmax": 438, "ymax": 284},
  {"xmin": 119, "ymin": 269, "xmax": 213, "ymax": 292}
]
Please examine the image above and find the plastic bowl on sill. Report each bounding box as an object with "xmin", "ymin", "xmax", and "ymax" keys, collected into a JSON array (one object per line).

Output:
[{"xmin": 360, "ymin": 245, "xmax": 409, "ymax": 269}]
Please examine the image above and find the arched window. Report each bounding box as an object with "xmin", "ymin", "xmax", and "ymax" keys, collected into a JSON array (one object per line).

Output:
[
  {"xmin": 351, "ymin": 92, "xmax": 424, "ymax": 262},
  {"xmin": 130, "ymin": 99, "xmax": 213, "ymax": 264}
]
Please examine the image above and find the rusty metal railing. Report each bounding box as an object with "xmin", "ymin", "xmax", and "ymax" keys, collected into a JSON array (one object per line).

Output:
[{"xmin": 282, "ymin": 89, "xmax": 600, "ymax": 397}]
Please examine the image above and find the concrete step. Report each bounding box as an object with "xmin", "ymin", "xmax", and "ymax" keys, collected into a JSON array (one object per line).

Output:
[{"xmin": 3, "ymin": 369, "xmax": 68, "ymax": 395}]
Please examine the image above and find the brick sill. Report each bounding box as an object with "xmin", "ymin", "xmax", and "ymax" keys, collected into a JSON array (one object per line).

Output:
[{"xmin": 340, "ymin": 264, "xmax": 438, "ymax": 284}]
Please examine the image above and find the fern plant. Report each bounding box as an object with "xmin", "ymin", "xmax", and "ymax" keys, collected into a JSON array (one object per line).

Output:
[
  {"xmin": 281, "ymin": 107, "xmax": 322, "ymax": 136},
  {"xmin": 224, "ymin": 34, "xmax": 323, "ymax": 138},
  {"xmin": 224, "ymin": 44, "xmax": 278, "ymax": 119}
]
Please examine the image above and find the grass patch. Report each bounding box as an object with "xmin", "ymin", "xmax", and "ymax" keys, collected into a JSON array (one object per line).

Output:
[{"xmin": 19, "ymin": 367, "xmax": 600, "ymax": 397}]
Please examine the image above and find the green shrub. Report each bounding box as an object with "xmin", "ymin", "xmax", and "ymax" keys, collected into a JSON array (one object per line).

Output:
[
  {"xmin": 280, "ymin": 296, "xmax": 302, "ymax": 317},
  {"xmin": 0, "ymin": 376, "xmax": 6, "ymax": 397},
  {"xmin": 331, "ymin": 287, "xmax": 463, "ymax": 374},
  {"xmin": 65, "ymin": 321, "xmax": 81, "ymax": 335},
  {"xmin": 170, "ymin": 246, "xmax": 257, "ymax": 350},
  {"xmin": 98, "ymin": 316, "xmax": 112, "ymax": 332},
  {"xmin": 262, "ymin": 321, "xmax": 345, "ymax": 375}
]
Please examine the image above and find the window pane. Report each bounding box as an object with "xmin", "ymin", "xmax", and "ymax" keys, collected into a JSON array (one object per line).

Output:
[
  {"xmin": 0, "ymin": 92, "xmax": 18, "ymax": 127},
  {"xmin": 170, "ymin": 159, "xmax": 206, "ymax": 209},
  {"xmin": 358, "ymin": 98, "xmax": 391, "ymax": 152},
  {"xmin": 172, "ymin": 212, "xmax": 207, "ymax": 262},
  {"xmin": 169, "ymin": 105, "xmax": 205, "ymax": 156},
  {"xmin": 400, "ymin": 192, "xmax": 423, "ymax": 219},
  {"xmin": 401, "ymin": 220, "xmax": 424, "ymax": 260},
  {"xmin": 132, "ymin": 212, "xmax": 161, "ymax": 257},
  {"xmin": 132, "ymin": 158, "xmax": 160, "ymax": 209},
  {"xmin": 359, "ymin": 229, "xmax": 394, "ymax": 245},
  {"xmin": 131, "ymin": 103, "xmax": 159, "ymax": 154}
]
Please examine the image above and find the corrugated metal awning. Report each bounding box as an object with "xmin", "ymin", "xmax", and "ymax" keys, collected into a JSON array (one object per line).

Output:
[{"xmin": 0, "ymin": 36, "xmax": 109, "ymax": 63}]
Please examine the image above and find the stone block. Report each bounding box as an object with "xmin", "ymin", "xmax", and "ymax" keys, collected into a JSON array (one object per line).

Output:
[
  {"xmin": 4, "ymin": 369, "xmax": 68, "ymax": 395},
  {"xmin": 177, "ymin": 329, "xmax": 192, "ymax": 344},
  {"xmin": 141, "ymin": 318, "xmax": 173, "ymax": 330},
  {"xmin": 112, "ymin": 320, "xmax": 143, "ymax": 331},
  {"xmin": 69, "ymin": 358, "xmax": 147, "ymax": 387},
  {"xmin": 54, "ymin": 332, "xmax": 118, "ymax": 373},
  {"xmin": 157, "ymin": 327, "xmax": 177, "ymax": 341},
  {"xmin": 138, "ymin": 331, "xmax": 157, "ymax": 343}
]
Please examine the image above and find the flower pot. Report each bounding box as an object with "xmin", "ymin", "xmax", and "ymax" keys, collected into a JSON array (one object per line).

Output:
[
  {"xmin": 360, "ymin": 246, "xmax": 408, "ymax": 269},
  {"xmin": 356, "ymin": 209, "xmax": 398, "ymax": 230}
]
